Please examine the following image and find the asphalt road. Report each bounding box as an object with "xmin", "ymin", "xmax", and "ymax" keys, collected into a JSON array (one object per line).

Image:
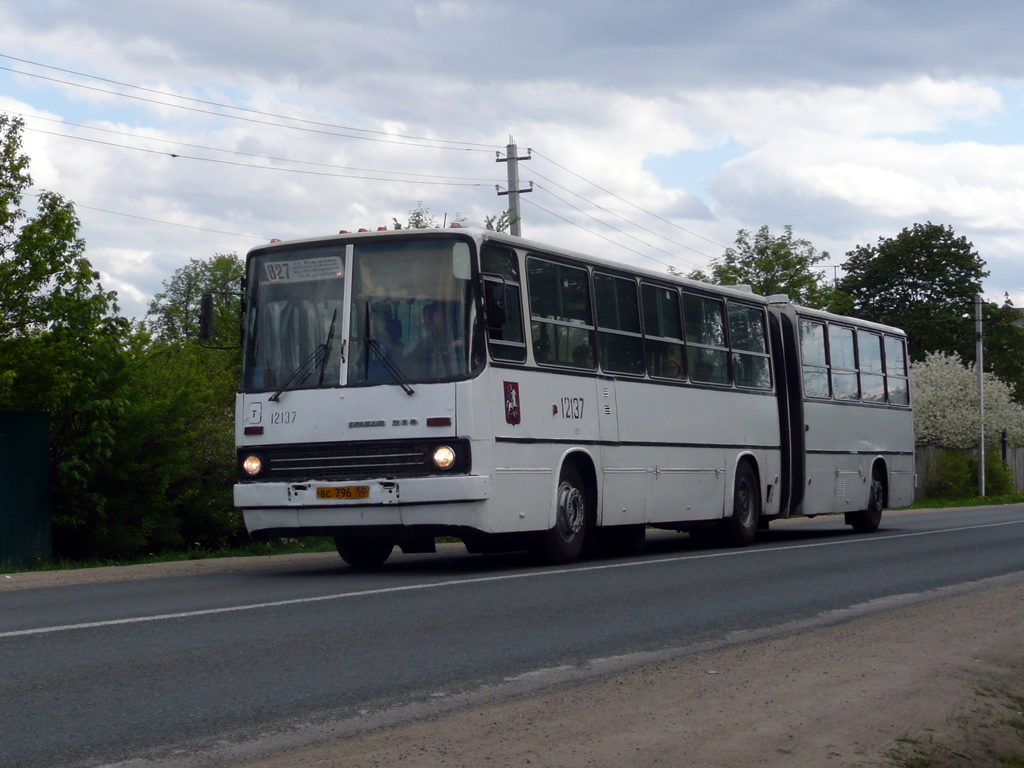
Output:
[{"xmin": 2, "ymin": 505, "xmax": 1023, "ymax": 768}]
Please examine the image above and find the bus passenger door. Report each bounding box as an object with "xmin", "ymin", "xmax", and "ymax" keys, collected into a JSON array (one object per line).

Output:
[
  {"xmin": 597, "ymin": 379, "xmax": 647, "ymax": 527},
  {"xmin": 802, "ymin": 402, "xmax": 837, "ymax": 515}
]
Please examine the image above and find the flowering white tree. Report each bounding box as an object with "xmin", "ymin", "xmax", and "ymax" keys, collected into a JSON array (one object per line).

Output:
[{"xmin": 910, "ymin": 351, "xmax": 1024, "ymax": 448}]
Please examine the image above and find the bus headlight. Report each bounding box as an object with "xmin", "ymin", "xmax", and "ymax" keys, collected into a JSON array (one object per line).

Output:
[
  {"xmin": 242, "ymin": 454, "xmax": 264, "ymax": 476},
  {"xmin": 432, "ymin": 445, "xmax": 456, "ymax": 470}
]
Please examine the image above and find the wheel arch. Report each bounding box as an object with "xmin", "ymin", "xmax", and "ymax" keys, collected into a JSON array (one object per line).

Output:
[
  {"xmin": 554, "ymin": 449, "xmax": 598, "ymax": 529},
  {"xmin": 730, "ymin": 451, "xmax": 762, "ymax": 514},
  {"xmin": 869, "ymin": 455, "xmax": 889, "ymax": 507}
]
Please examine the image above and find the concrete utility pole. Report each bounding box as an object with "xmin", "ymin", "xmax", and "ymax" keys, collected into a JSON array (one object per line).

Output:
[
  {"xmin": 977, "ymin": 293, "xmax": 985, "ymax": 496},
  {"xmin": 496, "ymin": 137, "xmax": 532, "ymax": 237}
]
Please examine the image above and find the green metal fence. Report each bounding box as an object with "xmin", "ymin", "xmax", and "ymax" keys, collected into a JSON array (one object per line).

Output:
[
  {"xmin": 915, "ymin": 444, "xmax": 1024, "ymax": 499},
  {"xmin": 0, "ymin": 412, "xmax": 51, "ymax": 567}
]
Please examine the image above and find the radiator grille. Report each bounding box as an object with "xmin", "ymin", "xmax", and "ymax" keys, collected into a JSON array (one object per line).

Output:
[{"xmin": 239, "ymin": 439, "xmax": 470, "ymax": 481}]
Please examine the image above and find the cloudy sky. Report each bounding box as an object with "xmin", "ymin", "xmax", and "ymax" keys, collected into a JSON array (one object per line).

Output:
[{"xmin": 2, "ymin": 0, "xmax": 1022, "ymax": 319}]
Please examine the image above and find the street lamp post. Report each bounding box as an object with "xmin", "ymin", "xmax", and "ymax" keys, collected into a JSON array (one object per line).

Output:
[{"xmin": 977, "ymin": 293, "xmax": 985, "ymax": 496}]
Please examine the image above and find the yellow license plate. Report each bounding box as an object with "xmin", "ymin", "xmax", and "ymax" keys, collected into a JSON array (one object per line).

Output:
[{"xmin": 316, "ymin": 485, "xmax": 370, "ymax": 500}]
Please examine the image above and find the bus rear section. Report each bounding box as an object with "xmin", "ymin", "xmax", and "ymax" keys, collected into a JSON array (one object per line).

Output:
[{"xmin": 772, "ymin": 301, "xmax": 915, "ymax": 531}]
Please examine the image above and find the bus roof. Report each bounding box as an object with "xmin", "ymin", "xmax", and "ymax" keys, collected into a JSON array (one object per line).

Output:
[
  {"xmin": 246, "ymin": 226, "xmax": 907, "ymax": 335},
  {"xmin": 249, "ymin": 226, "xmax": 774, "ymax": 305}
]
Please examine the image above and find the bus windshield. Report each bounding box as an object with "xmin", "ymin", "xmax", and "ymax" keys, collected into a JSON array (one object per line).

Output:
[{"xmin": 242, "ymin": 238, "xmax": 478, "ymax": 393}]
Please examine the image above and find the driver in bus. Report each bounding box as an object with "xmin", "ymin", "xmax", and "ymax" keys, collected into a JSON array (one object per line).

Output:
[
  {"xmin": 410, "ymin": 301, "xmax": 457, "ymax": 378},
  {"xmin": 365, "ymin": 301, "xmax": 403, "ymax": 381}
]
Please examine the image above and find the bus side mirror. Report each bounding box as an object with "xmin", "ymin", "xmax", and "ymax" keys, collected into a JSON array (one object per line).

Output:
[{"xmin": 199, "ymin": 292, "xmax": 214, "ymax": 340}]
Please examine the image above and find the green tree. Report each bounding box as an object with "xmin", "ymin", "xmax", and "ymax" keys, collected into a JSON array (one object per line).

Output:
[
  {"xmin": 0, "ymin": 118, "xmax": 120, "ymax": 340},
  {"xmin": 85, "ymin": 329, "xmax": 240, "ymax": 557},
  {"xmin": 979, "ymin": 298, "xmax": 1024, "ymax": 402},
  {"xmin": 694, "ymin": 225, "xmax": 839, "ymax": 309},
  {"xmin": 0, "ymin": 116, "xmax": 243, "ymax": 560},
  {"xmin": 124, "ymin": 255, "xmax": 247, "ymax": 553},
  {"xmin": 392, "ymin": 202, "xmax": 467, "ymax": 230},
  {"xmin": 910, "ymin": 351, "xmax": 1024, "ymax": 449},
  {"xmin": 51, "ymin": 253, "xmax": 247, "ymax": 560},
  {"xmin": 147, "ymin": 252, "xmax": 243, "ymax": 347},
  {"xmin": 49, "ymin": 251, "xmax": 247, "ymax": 560},
  {"xmin": 484, "ymin": 208, "xmax": 518, "ymax": 233},
  {"xmin": 393, "ymin": 202, "xmax": 437, "ymax": 230},
  {"xmin": 838, "ymin": 223, "xmax": 988, "ymax": 362},
  {"xmin": 0, "ymin": 115, "xmax": 132, "ymax": 554}
]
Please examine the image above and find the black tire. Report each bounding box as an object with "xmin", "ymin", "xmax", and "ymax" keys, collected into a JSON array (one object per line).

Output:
[
  {"xmin": 333, "ymin": 535, "xmax": 394, "ymax": 569},
  {"xmin": 848, "ymin": 469, "xmax": 884, "ymax": 533},
  {"xmin": 538, "ymin": 464, "xmax": 588, "ymax": 564},
  {"xmin": 724, "ymin": 462, "xmax": 760, "ymax": 546}
]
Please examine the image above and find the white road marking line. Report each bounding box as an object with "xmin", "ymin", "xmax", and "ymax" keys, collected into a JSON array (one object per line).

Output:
[{"xmin": 2, "ymin": 519, "xmax": 1021, "ymax": 640}]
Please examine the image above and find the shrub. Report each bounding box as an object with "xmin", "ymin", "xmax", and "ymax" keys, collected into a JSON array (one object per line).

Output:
[
  {"xmin": 979, "ymin": 451, "xmax": 1016, "ymax": 496},
  {"xmin": 928, "ymin": 451, "xmax": 975, "ymax": 497},
  {"xmin": 930, "ymin": 449, "xmax": 1017, "ymax": 498}
]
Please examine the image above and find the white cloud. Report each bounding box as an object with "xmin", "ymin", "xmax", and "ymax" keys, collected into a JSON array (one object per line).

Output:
[
  {"xmin": 683, "ymin": 78, "xmax": 1003, "ymax": 144},
  {"xmin": 3, "ymin": 0, "xmax": 1024, "ymax": 317}
]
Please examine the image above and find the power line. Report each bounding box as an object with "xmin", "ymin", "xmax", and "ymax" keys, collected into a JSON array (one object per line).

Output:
[
  {"xmin": 27, "ymin": 191, "xmax": 268, "ymax": 240},
  {"xmin": 10, "ymin": 111, "xmax": 502, "ymax": 184},
  {"xmin": 22, "ymin": 124, "xmax": 495, "ymax": 186},
  {"xmin": 533, "ymin": 183, "xmax": 706, "ymax": 271},
  {"xmin": 1, "ymin": 53, "xmax": 499, "ymax": 150},
  {"xmin": 20, "ymin": 107, "xmax": 710, "ymax": 260},
  {"xmin": 530, "ymin": 147, "xmax": 729, "ymax": 250},
  {"xmin": 519, "ymin": 194, "xmax": 689, "ymax": 274},
  {"xmin": 0, "ymin": 60, "xmax": 497, "ymax": 153},
  {"xmin": 2, "ymin": 54, "xmax": 724, "ymax": 260},
  {"xmin": 77, "ymin": 204, "xmax": 269, "ymax": 241},
  {"xmin": 532, "ymin": 173, "xmax": 712, "ymax": 262}
]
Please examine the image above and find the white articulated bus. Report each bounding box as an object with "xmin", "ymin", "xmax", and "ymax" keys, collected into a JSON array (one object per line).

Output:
[{"xmin": 216, "ymin": 225, "xmax": 914, "ymax": 567}]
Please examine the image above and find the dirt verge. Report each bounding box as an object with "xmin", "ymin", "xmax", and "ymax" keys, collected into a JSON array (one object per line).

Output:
[{"xmin": 231, "ymin": 577, "xmax": 1024, "ymax": 768}]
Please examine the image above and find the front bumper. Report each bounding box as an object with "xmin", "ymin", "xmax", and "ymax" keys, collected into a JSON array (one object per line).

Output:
[{"xmin": 236, "ymin": 474, "xmax": 491, "ymax": 533}]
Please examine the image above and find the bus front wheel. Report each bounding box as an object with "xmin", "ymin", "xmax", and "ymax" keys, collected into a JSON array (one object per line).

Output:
[
  {"xmin": 538, "ymin": 464, "xmax": 588, "ymax": 564},
  {"xmin": 334, "ymin": 535, "xmax": 394, "ymax": 569},
  {"xmin": 724, "ymin": 462, "xmax": 760, "ymax": 546}
]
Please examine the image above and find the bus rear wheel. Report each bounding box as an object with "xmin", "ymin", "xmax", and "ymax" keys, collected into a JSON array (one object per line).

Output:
[
  {"xmin": 334, "ymin": 535, "xmax": 394, "ymax": 569},
  {"xmin": 724, "ymin": 462, "xmax": 760, "ymax": 546},
  {"xmin": 847, "ymin": 469, "xmax": 884, "ymax": 533},
  {"xmin": 538, "ymin": 464, "xmax": 588, "ymax": 564}
]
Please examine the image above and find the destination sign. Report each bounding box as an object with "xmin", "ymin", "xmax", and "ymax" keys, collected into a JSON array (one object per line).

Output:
[{"xmin": 263, "ymin": 255, "xmax": 344, "ymax": 283}]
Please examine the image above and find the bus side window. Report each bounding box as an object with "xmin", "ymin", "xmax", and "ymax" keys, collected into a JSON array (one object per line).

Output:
[
  {"xmin": 481, "ymin": 245, "xmax": 526, "ymax": 363},
  {"xmin": 800, "ymin": 318, "xmax": 829, "ymax": 398},
  {"xmin": 527, "ymin": 257, "xmax": 595, "ymax": 368},
  {"xmin": 683, "ymin": 292, "xmax": 729, "ymax": 385},
  {"xmin": 829, "ymin": 325, "xmax": 859, "ymax": 401},
  {"xmin": 858, "ymin": 330, "xmax": 885, "ymax": 403},
  {"xmin": 728, "ymin": 303, "xmax": 772, "ymax": 390},
  {"xmin": 642, "ymin": 283, "xmax": 684, "ymax": 380},
  {"xmin": 594, "ymin": 272, "xmax": 644, "ymax": 375},
  {"xmin": 884, "ymin": 336, "xmax": 910, "ymax": 405}
]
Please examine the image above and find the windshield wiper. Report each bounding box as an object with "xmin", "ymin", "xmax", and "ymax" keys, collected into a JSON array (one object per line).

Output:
[
  {"xmin": 317, "ymin": 309, "xmax": 338, "ymax": 387},
  {"xmin": 269, "ymin": 348, "xmax": 321, "ymax": 402},
  {"xmin": 364, "ymin": 302, "xmax": 415, "ymax": 395},
  {"xmin": 269, "ymin": 312, "xmax": 337, "ymax": 402},
  {"xmin": 367, "ymin": 338, "xmax": 415, "ymax": 395}
]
